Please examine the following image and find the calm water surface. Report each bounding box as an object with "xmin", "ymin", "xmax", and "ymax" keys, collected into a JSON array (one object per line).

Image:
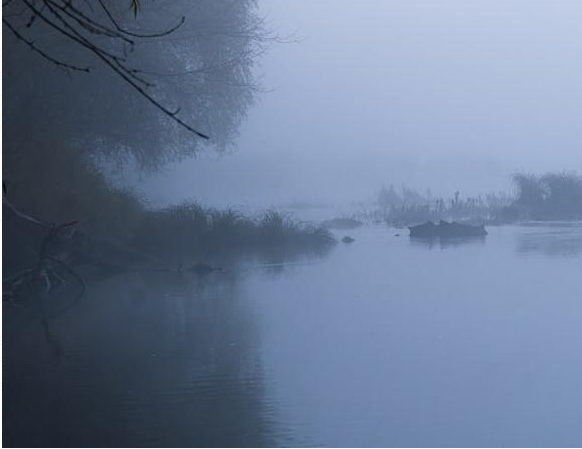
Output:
[{"xmin": 3, "ymin": 223, "xmax": 582, "ymax": 447}]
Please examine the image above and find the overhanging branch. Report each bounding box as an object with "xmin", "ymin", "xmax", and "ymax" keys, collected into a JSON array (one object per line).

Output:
[{"xmin": 4, "ymin": 0, "xmax": 209, "ymax": 139}]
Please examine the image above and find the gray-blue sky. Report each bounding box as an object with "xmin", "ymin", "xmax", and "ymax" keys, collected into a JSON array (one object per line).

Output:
[{"xmin": 133, "ymin": 0, "xmax": 582, "ymax": 208}]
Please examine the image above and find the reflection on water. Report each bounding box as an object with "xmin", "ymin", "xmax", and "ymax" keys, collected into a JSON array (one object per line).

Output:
[
  {"xmin": 3, "ymin": 272, "xmax": 278, "ymax": 447},
  {"xmin": 410, "ymin": 235, "xmax": 486, "ymax": 250},
  {"xmin": 516, "ymin": 221, "xmax": 582, "ymax": 257},
  {"xmin": 4, "ymin": 223, "xmax": 582, "ymax": 447}
]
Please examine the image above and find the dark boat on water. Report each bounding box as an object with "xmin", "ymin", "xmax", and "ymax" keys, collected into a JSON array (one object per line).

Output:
[{"xmin": 409, "ymin": 220, "xmax": 488, "ymax": 238}]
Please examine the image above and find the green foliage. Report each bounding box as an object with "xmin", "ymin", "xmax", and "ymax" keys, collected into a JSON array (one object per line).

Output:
[{"xmin": 130, "ymin": 0, "xmax": 140, "ymax": 17}]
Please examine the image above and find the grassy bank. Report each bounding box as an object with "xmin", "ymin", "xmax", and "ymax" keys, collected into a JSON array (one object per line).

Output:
[{"xmin": 3, "ymin": 140, "xmax": 335, "ymax": 278}]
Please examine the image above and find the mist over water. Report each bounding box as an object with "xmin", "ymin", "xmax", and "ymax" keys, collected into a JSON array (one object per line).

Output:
[
  {"xmin": 4, "ymin": 222, "xmax": 582, "ymax": 447},
  {"xmin": 4, "ymin": 1, "xmax": 582, "ymax": 448},
  {"xmin": 130, "ymin": 0, "xmax": 582, "ymax": 208}
]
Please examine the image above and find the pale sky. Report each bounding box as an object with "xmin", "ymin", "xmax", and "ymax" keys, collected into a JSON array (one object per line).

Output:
[{"xmin": 132, "ymin": 0, "xmax": 582, "ymax": 208}]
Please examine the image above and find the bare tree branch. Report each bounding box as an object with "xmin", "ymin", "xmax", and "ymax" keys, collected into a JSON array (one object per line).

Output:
[
  {"xmin": 3, "ymin": 17, "xmax": 91, "ymax": 72},
  {"xmin": 4, "ymin": 0, "xmax": 209, "ymax": 139},
  {"xmin": 97, "ymin": 0, "xmax": 185, "ymax": 39}
]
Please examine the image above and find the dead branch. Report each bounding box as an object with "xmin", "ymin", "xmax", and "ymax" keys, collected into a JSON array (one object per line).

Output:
[{"xmin": 3, "ymin": 199, "xmax": 85, "ymax": 305}]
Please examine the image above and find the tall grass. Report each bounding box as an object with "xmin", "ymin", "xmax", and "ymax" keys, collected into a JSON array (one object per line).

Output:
[
  {"xmin": 131, "ymin": 205, "xmax": 335, "ymax": 261},
  {"xmin": 3, "ymin": 139, "xmax": 335, "ymax": 270},
  {"xmin": 372, "ymin": 171, "xmax": 582, "ymax": 226}
]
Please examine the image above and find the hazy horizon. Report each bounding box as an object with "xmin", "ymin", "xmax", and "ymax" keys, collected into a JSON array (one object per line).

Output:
[
  {"xmin": 123, "ymin": 0, "xmax": 582, "ymax": 208},
  {"xmin": 5, "ymin": 2, "xmax": 582, "ymax": 447}
]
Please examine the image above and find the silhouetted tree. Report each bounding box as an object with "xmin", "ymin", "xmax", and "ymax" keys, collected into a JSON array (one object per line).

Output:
[
  {"xmin": 513, "ymin": 173, "xmax": 546, "ymax": 210},
  {"xmin": 541, "ymin": 171, "xmax": 582, "ymax": 218},
  {"xmin": 512, "ymin": 171, "xmax": 582, "ymax": 219},
  {"xmin": 3, "ymin": 0, "xmax": 272, "ymax": 169}
]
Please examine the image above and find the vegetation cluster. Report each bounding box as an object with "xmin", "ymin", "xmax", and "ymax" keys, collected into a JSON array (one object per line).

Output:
[
  {"xmin": 512, "ymin": 172, "xmax": 582, "ymax": 220},
  {"xmin": 2, "ymin": 0, "xmax": 333, "ymax": 291},
  {"xmin": 3, "ymin": 141, "xmax": 335, "ymax": 282},
  {"xmin": 374, "ymin": 184, "xmax": 512, "ymax": 226},
  {"xmin": 374, "ymin": 172, "xmax": 582, "ymax": 226}
]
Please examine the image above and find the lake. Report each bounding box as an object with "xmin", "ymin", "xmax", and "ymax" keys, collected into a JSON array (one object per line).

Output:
[{"xmin": 3, "ymin": 222, "xmax": 582, "ymax": 447}]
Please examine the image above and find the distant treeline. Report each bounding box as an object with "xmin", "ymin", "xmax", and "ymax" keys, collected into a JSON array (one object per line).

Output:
[
  {"xmin": 512, "ymin": 172, "xmax": 582, "ymax": 220},
  {"xmin": 374, "ymin": 171, "xmax": 582, "ymax": 225}
]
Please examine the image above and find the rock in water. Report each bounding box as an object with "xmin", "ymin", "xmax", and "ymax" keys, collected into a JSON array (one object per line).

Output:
[{"xmin": 409, "ymin": 220, "xmax": 487, "ymax": 238}]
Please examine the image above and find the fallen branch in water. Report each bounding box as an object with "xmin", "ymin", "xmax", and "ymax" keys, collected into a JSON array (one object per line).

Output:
[
  {"xmin": 2, "ymin": 198, "xmax": 85, "ymax": 305},
  {"xmin": 2, "ymin": 197, "xmax": 51, "ymax": 228}
]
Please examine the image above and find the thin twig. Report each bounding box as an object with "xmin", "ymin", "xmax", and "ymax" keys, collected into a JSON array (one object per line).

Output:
[
  {"xmin": 5, "ymin": 0, "xmax": 209, "ymax": 138},
  {"xmin": 97, "ymin": 0, "xmax": 185, "ymax": 39},
  {"xmin": 2, "ymin": 18, "xmax": 91, "ymax": 72}
]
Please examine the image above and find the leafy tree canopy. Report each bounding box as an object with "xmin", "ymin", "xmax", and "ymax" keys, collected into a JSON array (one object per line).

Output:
[{"xmin": 3, "ymin": 0, "xmax": 273, "ymax": 170}]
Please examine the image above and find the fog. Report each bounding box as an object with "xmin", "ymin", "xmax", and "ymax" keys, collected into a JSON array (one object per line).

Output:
[
  {"xmin": 133, "ymin": 0, "xmax": 582, "ymax": 208},
  {"xmin": 4, "ymin": 1, "xmax": 582, "ymax": 447}
]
